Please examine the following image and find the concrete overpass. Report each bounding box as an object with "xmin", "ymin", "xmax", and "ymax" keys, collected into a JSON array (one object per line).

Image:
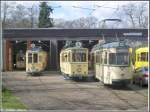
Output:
[
  {"xmin": 2, "ymin": 28, "xmax": 148, "ymax": 71},
  {"xmin": 3, "ymin": 28, "xmax": 148, "ymax": 41}
]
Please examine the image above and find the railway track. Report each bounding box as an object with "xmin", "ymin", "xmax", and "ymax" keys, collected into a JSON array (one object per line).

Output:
[
  {"xmin": 3, "ymin": 72, "xmax": 148, "ymax": 110},
  {"xmin": 104, "ymin": 85, "xmax": 139, "ymax": 110},
  {"xmin": 128, "ymin": 84, "xmax": 148, "ymax": 98}
]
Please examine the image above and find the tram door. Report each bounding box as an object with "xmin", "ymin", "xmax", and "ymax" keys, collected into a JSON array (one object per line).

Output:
[
  {"xmin": 95, "ymin": 51, "xmax": 101, "ymax": 80},
  {"xmin": 99, "ymin": 52, "xmax": 103, "ymax": 82},
  {"xmin": 102, "ymin": 51, "xmax": 109, "ymax": 84}
]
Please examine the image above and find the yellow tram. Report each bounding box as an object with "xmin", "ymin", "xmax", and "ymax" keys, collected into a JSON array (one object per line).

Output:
[
  {"xmin": 60, "ymin": 42, "xmax": 88, "ymax": 79},
  {"xmin": 16, "ymin": 50, "xmax": 26, "ymax": 69},
  {"xmin": 131, "ymin": 47, "xmax": 148, "ymax": 70},
  {"xmin": 93, "ymin": 41, "xmax": 132, "ymax": 86},
  {"xmin": 26, "ymin": 46, "xmax": 47, "ymax": 74}
]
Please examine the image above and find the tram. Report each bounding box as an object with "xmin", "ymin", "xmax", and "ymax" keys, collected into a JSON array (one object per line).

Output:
[
  {"xmin": 60, "ymin": 42, "xmax": 89, "ymax": 79},
  {"xmin": 131, "ymin": 47, "xmax": 148, "ymax": 70},
  {"xmin": 93, "ymin": 41, "xmax": 132, "ymax": 86},
  {"xmin": 26, "ymin": 45, "xmax": 47, "ymax": 74},
  {"xmin": 16, "ymin": 50, "xmax": 26, "ymax": 69}
]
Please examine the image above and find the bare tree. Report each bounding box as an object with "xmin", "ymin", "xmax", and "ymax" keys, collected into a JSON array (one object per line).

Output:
[
  {"xmin": 123, "ymin": 4, "xmax": 136, "ymax": 28},
  {"xmin": 135, "ymin": 3, "xmax": 148, "ymax": 28},
  {"xmin": 27, "ymin": 5, "xmax": 39, "ymax": 28},
  {"xmin": 1, "ymin": 2, "xmax": 39, "ymax": 28},
  {"xmin": 54, "ymin": 16, "xmax": 98, "ymax": 28},
  {"xmin": 53, "ymin": 18, "xmax": 66, "ymax": 28},
  {"xmin": 122, "ymin": 2, "xmax": 148, "ymax": 28},
  {"xmin": 1, "ymin": 2, "xmax": 15, "ymax": 28},
  {"xmin": 9, "ymin": 4, "xmax": 31, "ymax": 28}
]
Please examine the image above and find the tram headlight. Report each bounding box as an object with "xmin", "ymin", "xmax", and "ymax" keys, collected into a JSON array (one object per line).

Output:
[
  {"xmin": 77, "ymin": 68, "xmax": 81, "ymax": 72},
  {"xmin": 121, "ymin": 74, "xmax": 125, "ymax": 77}
]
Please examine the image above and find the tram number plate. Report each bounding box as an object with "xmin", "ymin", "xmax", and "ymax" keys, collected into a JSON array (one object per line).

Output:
[
  {"xmin": 117, "ymin": 49, "xmax": 128, "ymax": 52},
  {"xmin": 77, "ymin": 65, "xmax": 81, "ymax": 72}
]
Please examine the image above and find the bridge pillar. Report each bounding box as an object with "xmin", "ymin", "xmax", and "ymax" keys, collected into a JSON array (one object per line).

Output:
[
  {"xmin": 27, "ymin": 40, "xmax": 32, "ymax": 50},
  {"xmin": 49, "ymin": 40, "xmax": 58, "ymax": 70},
  {"xmin": 4, "ymin": 40, "xmax": 13, "ymax": 71}
]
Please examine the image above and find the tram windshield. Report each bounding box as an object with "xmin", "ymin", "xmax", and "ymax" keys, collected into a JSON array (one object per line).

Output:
[
  {"xmin": 72, "ymin": 50, "xmax": 87, "ymax": 62},
  {"xmin": 138, "ymin": 52, "xmax": 148, "ymax": 62},
  {"xmin": 109, "ymin": 53, "xmax": 129, "ymax": 65},
  {"xmin": 28, "ymin": 53, "xmax": 38, "ymax": 63},
  {"xmin": 17, "ymin": 55, "xmax": 25, "ymax": 61}
]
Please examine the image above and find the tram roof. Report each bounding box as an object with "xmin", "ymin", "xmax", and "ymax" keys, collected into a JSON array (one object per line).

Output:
[
  {"xmin": 63, "ymin": 47, "xmax": 87, "ymax": 51},
  {"xmin": 91, "ymin": 41, "xmax": 129, "ymax": 52},
  {"xmin": 135, "ymin": 47, "xmax": 148, "ymax": 52},
  {"xmin": 101, "ymin": 41, "xmax": 129, "ymax": 48},
  {"xmin": 3, "ymin": 28, "xmax": 148, "ymax": 41},
  {"xmin": 27, "ymin": 47, "xmax": 43, "ymax": 52}
]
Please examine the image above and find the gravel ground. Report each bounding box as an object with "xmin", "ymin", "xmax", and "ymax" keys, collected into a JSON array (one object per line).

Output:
[{"xmin": 2, "ymin": 71, "xmax": 148, "ymax": 111}]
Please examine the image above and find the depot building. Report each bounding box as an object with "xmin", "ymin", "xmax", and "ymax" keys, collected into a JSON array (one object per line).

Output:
[{"xmin": 2, "ymin": 28, "xmax": 148, "ymax": 71}]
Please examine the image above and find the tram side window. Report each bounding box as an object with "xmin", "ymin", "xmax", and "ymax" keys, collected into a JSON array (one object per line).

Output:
[
  {"xmin": 64, "ymin": 54, "xmax": 68, "ymax": 62},
  {"xmin": 28, "ymin": 53, "xmax": 32, "ymax": 63},
  {"xmin": 109, "ymin": 53, "xmax": 116, "ymax": 64},
  {"xmin": 96, "ymin": 52, "xmax": 99, "ymax": 63},
  {"xmin": 96, "ymin": 52, "xmax": 100, "ymax": 63},
  {"xmin": 33, "ymin": 53, "xmax": 38, "ymax": 63},
  {"xmin": 100, "ymin": 53, "xmax": 102, "ymax": 64},
  {"xmin": 39, "ymin": 55, "xmax": 42, "ymax": 62},
  {"xmin": 104, "ymin": 52, "xmax": 107, "ymax": 64},
  {"xmin": 62, "ymin": 53, "xmax": 65, "ymax": 62},
  {"xmin": 62, "ymin": 53, "xmax": 67, "ymax": 62},
  {"xmin": 68, "ymin": 52, "xmax": 70, "ymax": 62}
]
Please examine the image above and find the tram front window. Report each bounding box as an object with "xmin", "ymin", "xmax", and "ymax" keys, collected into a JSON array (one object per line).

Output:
[
  {"xmin": 109, "ymin": 53, "xmax": 129, "ymax": 65},
  {"xmin": 72, "ymin": 50, "xmax": 86, "ymax": 62},
  {"xmin": 33, "ymin": 53, "xmax": 38, "ymax": 63},
  {"xmin": 18, "ymin": 55, "xmax": 24, "ymax": 61},
  {"xmin": 116, "ymin": 53, "xmax": 129, "ymax": 65},
  {"xmin": 141, "ymin": 52, "xmax": 148, "ymax": 61}
]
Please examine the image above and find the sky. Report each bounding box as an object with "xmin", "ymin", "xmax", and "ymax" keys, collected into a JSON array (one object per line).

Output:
[{"xmin": 3, "ymin": 1, "xmax": 149, "ymax": 21}]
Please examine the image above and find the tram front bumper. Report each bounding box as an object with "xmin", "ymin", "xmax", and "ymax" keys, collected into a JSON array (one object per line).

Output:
[
  {"xmin": 70, "ymin": 74, "xmax": 89, "ymax": 79},
  {"xmin": 27, "ymin": 69, "xmax": 41, "ymax": 74},
  {"xmin": 112, "ymin": 79, "xmax": 131, "ymax": 85}
]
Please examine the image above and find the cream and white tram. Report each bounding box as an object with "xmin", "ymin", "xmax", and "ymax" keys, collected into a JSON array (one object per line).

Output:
[
  {"xmin": 93, "ymin": 41, "xmax": 132, "ymax": 86},
  {"xmin": 60, "ymin": 42, "xmax": 88, "ymax": 80},
  {"xmin": 16, "ymin": 50, "xmax": 26, "ymax": 69},
  {"xmin": 26, "ymin": 46, "xmax": 47, "ymax": 74}
]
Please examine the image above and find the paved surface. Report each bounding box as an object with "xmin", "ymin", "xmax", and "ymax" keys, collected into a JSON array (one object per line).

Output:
[{"xmin": 2, "ymin": 71, "xmax": 148, "ymax": 111}]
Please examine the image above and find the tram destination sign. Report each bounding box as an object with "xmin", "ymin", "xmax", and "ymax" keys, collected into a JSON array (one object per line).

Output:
[
  {"xmin": 117, "ymin": 48, "xmax": 128, "ymax": 52},
  {"xmin": 123, "ymin": 32, "xmax": 142, "ymax": 36}
]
